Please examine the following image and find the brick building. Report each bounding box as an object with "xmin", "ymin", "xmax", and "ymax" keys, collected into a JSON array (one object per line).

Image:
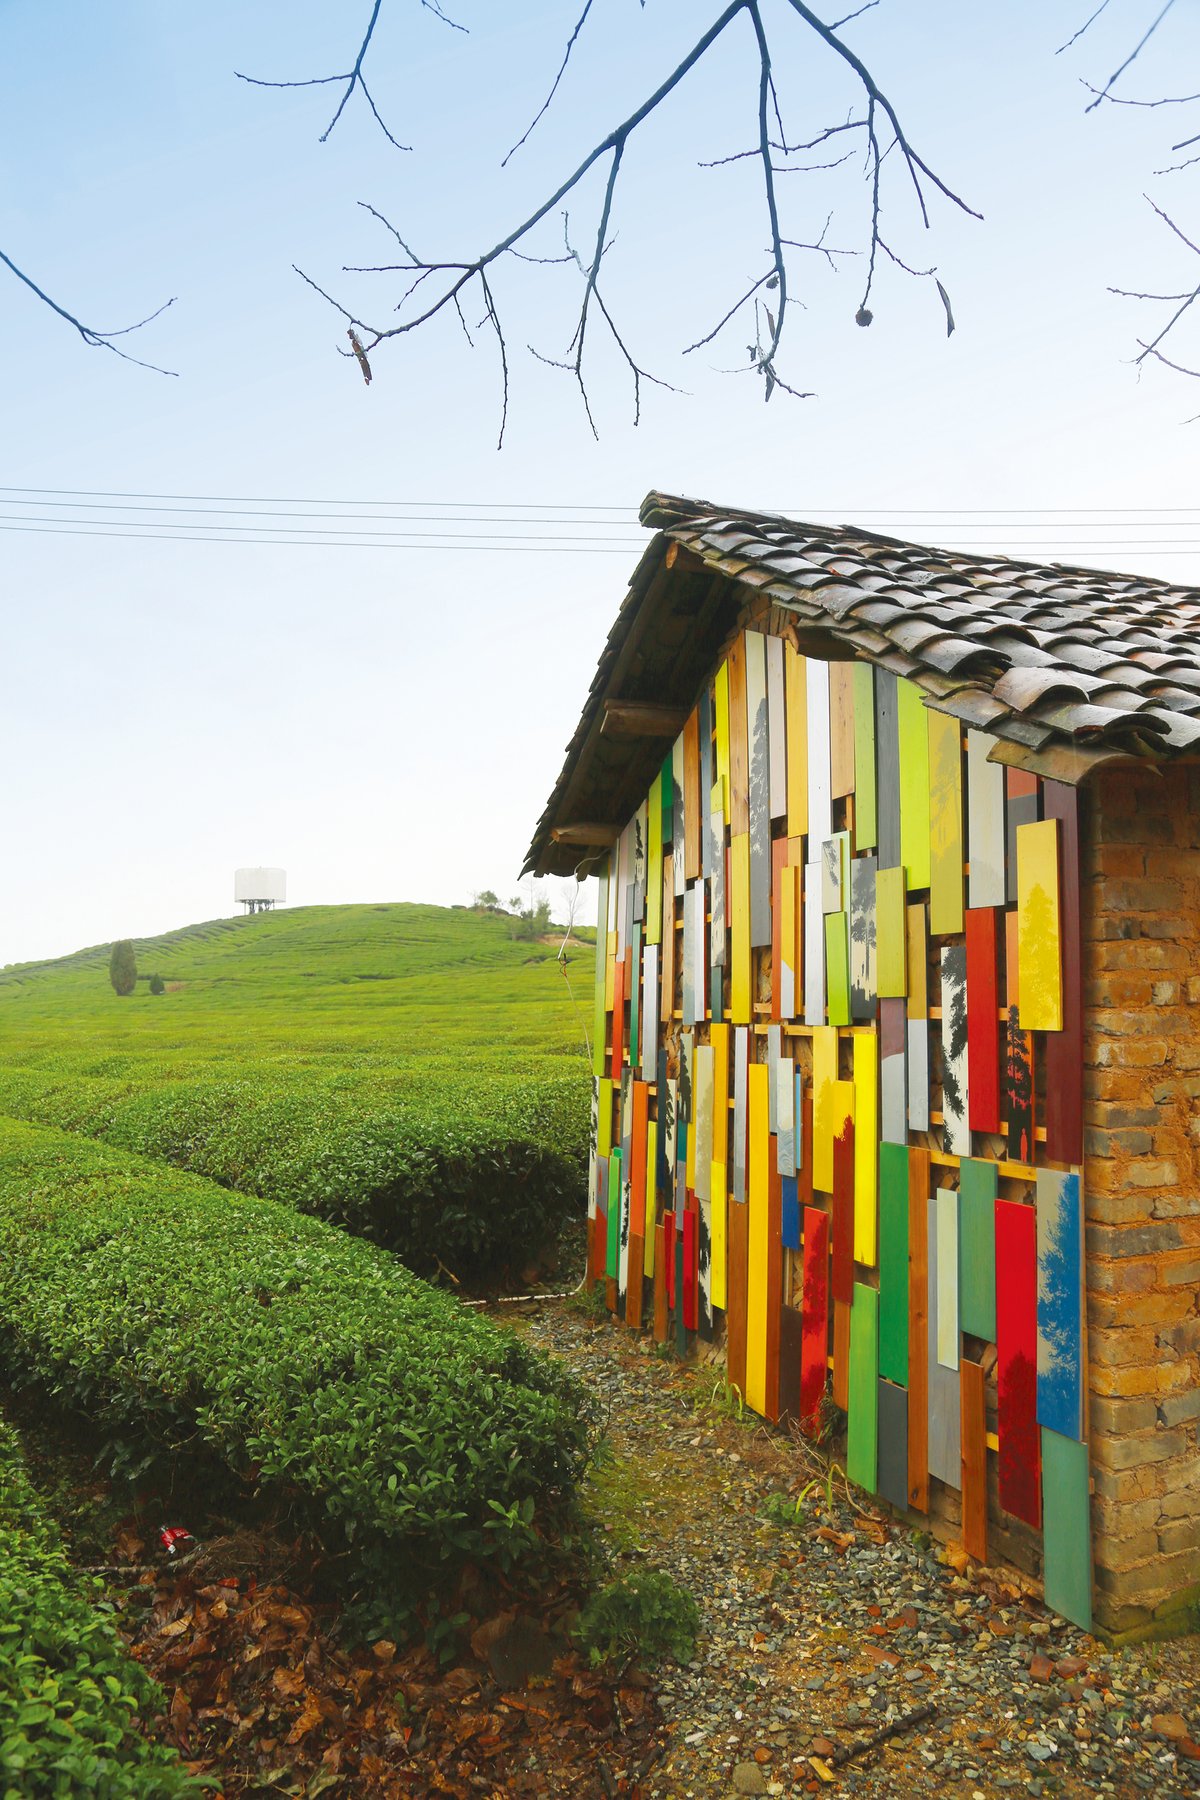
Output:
[{"xmin": 526, "ymin": 493, "xmax": 1200, "ymax": 1635}]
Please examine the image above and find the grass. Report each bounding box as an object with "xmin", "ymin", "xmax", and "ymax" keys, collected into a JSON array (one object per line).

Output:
[{"xmin": 0, "ymin": 904, "xmax": 596, "ymax": 1276}]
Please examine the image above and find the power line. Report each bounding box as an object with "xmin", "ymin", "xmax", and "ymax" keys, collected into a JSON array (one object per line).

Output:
[{"xmin": 0, "ymin": 521, "xmax": 642, "ymax": 551}]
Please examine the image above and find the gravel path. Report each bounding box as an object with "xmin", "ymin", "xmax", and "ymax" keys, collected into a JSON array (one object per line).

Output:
[{"xmin": 510, "ymin": 1301, "xmax": 1200, "ymax": 1800}]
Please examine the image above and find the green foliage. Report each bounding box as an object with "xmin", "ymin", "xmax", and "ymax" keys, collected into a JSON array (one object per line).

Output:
[
  {"xmin": 574, "ymin": 1570, "xmax": 699, "ymax": 1670},
  {"xmin": 0, "ymin": 905, "xmax": 594, "ymax": 1278},
  {"xmin": 0, "ymin": 1119, "xmax": 596, "ymax": 1625},
  {"xmin": 148, "ymin": 975, "xmax": 165, "ymax": 996},
  {"xmin": 108, "ymin": 940, "xmax": 137, "ymax": 997},
  {"xmin": 0, "ymin": 1419, "xmax": 203, "ymax": 1796}
]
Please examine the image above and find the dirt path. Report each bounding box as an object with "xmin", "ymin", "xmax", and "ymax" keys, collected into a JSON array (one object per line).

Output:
[{"xmin": 511, "ymin": 1299, "xmax": 1200, "ymax": 1800}]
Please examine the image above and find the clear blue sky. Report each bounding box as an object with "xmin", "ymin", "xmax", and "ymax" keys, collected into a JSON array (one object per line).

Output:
[{"xmin": 2, "ymin": 0, "xmax": 1198, "ymax": 963}]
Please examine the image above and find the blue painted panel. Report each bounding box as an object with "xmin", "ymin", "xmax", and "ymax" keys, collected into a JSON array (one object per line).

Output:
[
  {"xmin": 781, "ymin": 1174, "xmax": 800, "ymax": 1251},
  {"xmin": 1036, "ymin": 1170, "xmax": 1084, "ymax": 1439}
]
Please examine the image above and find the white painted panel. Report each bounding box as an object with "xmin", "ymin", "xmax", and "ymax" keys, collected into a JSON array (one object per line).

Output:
[
  {"xmin": 804, "ymin": 861, "xmax": 826, "ymax": 1027},
  {"xmin": 767, "ymin": 633, "xmax": 787, "ymax": 820},
  {"xmin": 806, "ymin": 657, "xmax": 832, "ymax": 850},
  {"xmin": 966, "ymin": 729, "xmax": 1007, "ymax": 910}
]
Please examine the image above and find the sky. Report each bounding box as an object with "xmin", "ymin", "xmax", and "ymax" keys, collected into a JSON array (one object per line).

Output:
[{"xmin": 3, "ymin": 0, "xmax": 1200, "ymax": 965}]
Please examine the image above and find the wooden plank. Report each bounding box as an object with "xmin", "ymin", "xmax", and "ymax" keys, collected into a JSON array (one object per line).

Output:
[
  {"xmin": 780, "ymin": 860, "xmax": 797, "ymax": 1019},
  {"xmin": 995, "ymin": 1198, "xmax": 1041, "ymax": 1528},
  {"xmin": 1017, "ymin": 817, "xmax": 1063, "ymax": 1032},
  {"xmin": 625, "ymin": 1232, "xmax": 645, "ymax": 1328},
  {"xmin": 693, "ymin": 1046, "xmax": 714, "ymax": 1205},
  {"xmin": 603, "ymin": 699, "xmax": 689, "ymax": 739},
  {"xmin": 675, "ymin": 1225, "xmax": 687, "ymax": 1353},
  {"xmin": 683, "ymin": 1206, "xmax": 698, "ymax": 1330},
  {"xmin": 711, "ymin": 1162, "xmax": 727, "ymax": 1312},
  {"xmin": 876, "ymin": 866, "xmax": 908, "ymax": 997},
  {"xmin": 907, "ymin": 1148, "xmax": 930, "ymax": 1510},
  {"xmin": 726, "ymin": 1188, "xmax": 749, "ymax": 1398},
  {"xmin": 878, "ymin": 1140, "xmax": 909, "ymax": 1384},
  {"xmin": 644, "ymin": 1120, "xmax": 657, "ymax": 1279},
  {"xmin": 698, "ymin": 1182, "xmax": 713, "ymax": 1341},
  {"xmin": 846, "ymin": 1283, "xmax": 879, "ymax": 1493},
  {"xmin": 597, "ymin": 1076, "xmax": 614, "ymax": 1159},
  {"xmin": 960, "ymin": 1358, "xmax": 988, "ymax": 1563},
  {"xmin": 766, "ymin": 1157, "xmax": 783, "ymax": 1421},
  {"xmin": 1041, "ymin": 1428, "xmax": 1093, "ymax": 1630},
  {"xmin": 777, "ymin": 1038, "xmax": 796, "ymax": 1176},
  {"xmin": 1003, "ymin": 906, "xmax": 1036, "ymax": 1163},
  {"xmin": 629, "ymin": 921, "xmax": 643, "ymax": 1070},
  {"xmin": 593, "ymin": 864, "xmax": 611, "ymax": 1077},
  {"xmin": 682, "ymin": 1032, "xmax": 695, "ymax": 1195},
  {"xmin": 653, "ymin": 1221, "xmax": 669, "ymax": 1341},
  {"xmin": 781, "ymin": 1174, "xmax": 800, "ymax": 1250},
  {"xmin": 967, "ymin": 729, "xmax": 1006, "ymax": 909},
  {"xmin": 829, "ymin": 659, "xmax": 856, "ymax": 799},
  {"xmin": 853, "ymin": 1031, "xmax": 878, "ymax": 1265},
  {"xmin": 767, "ymin": 632, "xmax": 788, "ymax": 820},
  {"xmin": 746, "ymin": 630, "xmax": 772, "ymax": 948},
  {"xmin": 908, "ymin": 985, "xmax": 931, "ymax": 1128},
  {"xmin": 936, "ymin": 1187, "xmax": 960, "ymax": 1369},
  {"xmin": 681, "ymin": 878, "xmax": 695, "ymax": 1027},
  {"xmin": 831, "ymin": 1081, "xmax": 856, "ymax": 1305},
  {"xmin": 672, "ymin": 733, "xmax": 686, "ymax": 898},
  {"xmin": 879, "ymin": 996, "xmax": 907, "ymax": 1145},
  {"xmin": 630, "ymin": 1080, "xmax": 649, "ymax": 1238},
  {"xmin": 812, "ymin": 1025, "xmax": 838, "ymax": 1194},
  {"xmin": 832, "ymin": 1296, "xmax": 851, "ymax": 1410},
  {"xmin": 699, "ymin": 687, "xmax": 714, "ymax": 881},
  {"xmin": 745, "ymin": 1062, "xmax": 771, "ymax": 1415},
  {"xmin": 965, "ymin": 907, "xmax": 1001, "ymax": 1133},
  {"xmin": 874, "ymin": 668, "xmax": 902, "ymax": 871},
  {"xmin": 939, "ymin": 943, "xmax": 970, "ymax": 1156},
  {"xmin": 728, "ymin": 633, "xmax": 749, "ymax": 836},
  {"xmin": 799, "ymin": 1205, "xmax": 829, "ymax": 1435},
  {"xmin": 1036, "ymin": 1169, "xmax": 1084, "ymax": 1440},
  {"xmin": 770, "ymin": 837, "xmax": 788, "ymax": 1019},
  {"xmin": 821, "ymin": 831, "xmax": 847, "ymax": 914},
  {"xmin": 825, "ymin": 910, "xmax": 851, "ymax": 1027},
  {"xmin": 660, "ymin": 856, "xmax": 676, "ymax": 1023},
  {"xmin": 692, "ymin": 880, "xmax": 708, "ymax": 1022},
  {"xmin": 711, "ymin": 1022, "xmax": 730, "ymax": 1173},
  {"xmin": 610, "ymin": 953, "xmax": 626, "ymax": 1076},
  {"xmin": 807, "ymin": 657, "xmax": 832, "ymax": 850},
  {"xmin": 714, "ymin": 659, "xmax": 731, "ymax": 823},
  {"xmin": 641, "ymin": 944, "xmax": 659, "ymax": 1079},
  {"xmin": 730, "ymin": 834, "xmax": 752, "ymax": 1024},
  {"xmin": 1005, "ymin": 767, "xmax": 1039, "ymax": 906},
  {"xmin": 959, "ymin": 1158, "xmax": 998, "ymax": 1341},
  {"xmin": 710, "ymin": 809, "xmax": 727, "ymax": 973},
  {"xmin": 785, "ymin": 642, "xmax": 808, "ymax": 840},
  {"xmin": 645, "ymin": 779, "xmax": 663, "ymax": 947},
  {"xmin": 927, "ymin": 1193, "xmax": 962, "ymax": 1489},
  {"xmin": 877, "ymin": 1379, "xmax": 908, "ymax": 1511},
  {"xmin": 1042, "ymin": 781, "xmax": 1083, "ymax": 1165},
  {"xmin": 927, "ymin": 708, "xmax": 964, "ymax": 935},
  {"xmin": 897, "ymin": 678, "xmax": 932, "ymax": 891},
  {"xmin": 803, "ymin": 861, "xmax": 826, "ymax": 1027},
  {"xmin": 779, "ymin": 1302, "xmax": 804, "ymax": 1426},
  {"xmin": 607, "ymin": 1147, "xmax": 622, "ymax": 1285},
  {"xmin": 850, "ymin": 854, "xmax": 878, "ymax": 1021},
  {"xmin": 853, "ymin": 662, "xmax": 877, "ymax": 850},
  {"xmin": 732, "ymin": 1025, "xmax": 750, "ymax": 1203}
]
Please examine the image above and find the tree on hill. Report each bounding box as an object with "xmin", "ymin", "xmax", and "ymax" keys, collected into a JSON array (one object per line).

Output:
[
  {"xmin": 149, "ymin": 974, "xmax": 166, "ymax": 996},
  {"xmin": 109, "ymin": 941, "xmax": 137, "ymax": 997},
  {"xmin": 472, "ymin": 889, "xmax": 500, "ymax": 910}
]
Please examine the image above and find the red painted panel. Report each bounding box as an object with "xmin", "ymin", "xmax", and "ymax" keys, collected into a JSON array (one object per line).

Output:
[
  {"xmin": 630, "ymin": 1081, "xmax": 649, "ymax": 1237},
  {"xmin": 654, "ymin": 1222, "xmax": 669, "ymax": 1342},
  {"xmin": 832, "ymin": 1111, "xmax": 855, "ymax": 1306},
  {"xmin": 996, "ymin": 1198, "xmax": 1042, "ymax": 1529},
  {"xmin": 611, "ymin": 957, "xmax": 626, "ymax": 1075},
  {"xmin": 765, "ymin": 1159, "xmax": 783, "ymax": 1422},
  {"xmin": 664, "ymin": 1212, "xmax": 676, "ymax": 1309},
  {"xmin": 1042, "ymin": 782, "xmax": 1083, "ymax": 1165},
  {"xmin": 683, "ymin": 1207, "xmax": 698, "ymax": 1331},
  {"xmin": 965, "ymin": 908, "xmax": 1001, "ymax": 1133},
  {"xmin": 799, "ymin": 1205, "xmax": 830, "ymax": 1436}
]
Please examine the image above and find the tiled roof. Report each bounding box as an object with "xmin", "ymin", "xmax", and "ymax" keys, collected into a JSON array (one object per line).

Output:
[{"xmin": 524, "ymin": 492, "xmax": 1200, "ymax": 876}]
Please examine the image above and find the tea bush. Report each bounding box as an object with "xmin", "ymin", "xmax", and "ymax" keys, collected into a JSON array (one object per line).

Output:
[
  {"xmin": 0, "ymin": 1120, "xmax": 594, "ymax": 1618},
  {"xmin": 0, "ymin": 1420, "xmax": 202, "ymax": 1797},
  {"xmin": 574, "ymin": 1570, "xmax": 700, "ymax": 1669}
]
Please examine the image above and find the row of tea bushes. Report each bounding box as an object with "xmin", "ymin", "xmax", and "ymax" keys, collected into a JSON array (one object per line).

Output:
[
  {"xmin": 0, "ymin": 1120, "xmax": 593, "ymax": 1617},
  {"xmin": 0, "ymin": 1419, "xmax": 201, "ymax": 1797},
  {"xmin": 0, "ymin": 1059, "xmax": 589, "ymax": 1277}
]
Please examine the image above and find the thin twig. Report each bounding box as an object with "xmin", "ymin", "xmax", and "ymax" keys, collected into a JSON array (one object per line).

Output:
[
  {"xmin": 1056, "ymin": 0, "xmax": 1114, "ymax": 55},
  {"xmin": 503, "ymin": 0, "xmax": 596, "ymax": 166},
  {"xmin": 1084, "ymin": 0, "xmax": 1178, "ymax": 112},
  {"xmin": 235, "ymin": 0, "xmax": 411, "ymax": 149},
  {"xmin": 0, "ymin": 249, "xmax": 177, "ymax": 374}
]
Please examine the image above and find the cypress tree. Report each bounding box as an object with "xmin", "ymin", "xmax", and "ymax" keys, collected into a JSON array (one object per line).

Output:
[{"xmin": 109, "ymin": 940, "xmax": 137, "ymax": 997}]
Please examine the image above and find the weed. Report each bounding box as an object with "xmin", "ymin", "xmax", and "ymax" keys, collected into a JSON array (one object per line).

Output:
[{"xmin": 575, "ymin": 1569, "xmax": 699, "ymax": 1669}]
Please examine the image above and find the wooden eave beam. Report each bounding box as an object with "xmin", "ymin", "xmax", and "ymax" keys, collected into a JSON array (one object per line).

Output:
[
  {"xmin": 601, "ymin": 699, "xmax": 690, "ymax": 739},
  {"xmin": 550, "ymin": 823, "xmax": 621, "ymax": 847}
]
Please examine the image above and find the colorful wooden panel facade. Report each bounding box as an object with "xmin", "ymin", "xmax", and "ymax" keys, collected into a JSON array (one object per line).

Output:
[{"xmin": 586, "ymin": 626, "xmax": 1090, "ymax": 1627}]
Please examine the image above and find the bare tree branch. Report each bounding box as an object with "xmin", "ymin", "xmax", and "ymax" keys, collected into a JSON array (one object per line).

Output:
[
  {"xmin": 0, "ymin": 248, "xmax": 177, "ymax": 374},
  {"xmin": 1056, "ymin": 0, "xmax": 1115, "ymax": 56},
  {"xmin": 235, "ymin": 0, "xmax": 413, "ymax": 149},
  {"xmin": 503, "ymin": 0, "xmax": 596, "ymax": 167},
  {"xmin": 1084, "ymin": 0, "xmax": 1178, "ymax": 112}
]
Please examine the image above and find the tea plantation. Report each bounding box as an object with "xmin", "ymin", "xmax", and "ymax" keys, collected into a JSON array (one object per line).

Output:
[{"xmin": 0, "ymin": 903, "xmax": 595, "ymax": 1276}]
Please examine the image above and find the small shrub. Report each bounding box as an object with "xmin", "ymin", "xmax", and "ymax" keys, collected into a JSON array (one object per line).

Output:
[
  {"xmin": 108, "ymin": 940, "xmax": 137, "ymax": 997},
  {"xmin": 148, "ymin": 974, "xmax": 165, "ymax": 996},
  {"xmin": 575, "ymin": 1570, "xmax": 699, "ymax": 1669}
]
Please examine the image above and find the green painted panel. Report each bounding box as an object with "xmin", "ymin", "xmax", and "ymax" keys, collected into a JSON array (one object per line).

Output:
[
  {"xmin": 853, "ymin": 662, "xmax": 877, "ymax": 850},
  {"xmin": 825, "ymin": 911, "xmax": 851, "ymax": 1028},
  {"xmin": 660, "ymin": 751, "xmax": 674, "ymax": 843},
  {"xmin": 606, "ymin": 1150, "xmax": 622, "ymax": 1278},
  {"xmin": 897, "ymin": 678, "xmax": 931, "ymax": 891},
  {"xmin": 959, "ymin": 1157, "xmax": 998, "ymax": 1341},
  {"xmin": 847, "ymin": 1282, "xmax": 879, "ymax": 1493},
  {"xmin": 878, "ymin": 1141, "xmax": 909, "ymax": 1385},
  {"xmin": 1042, "ymin": 1428, "xmax": 1092, "ymax": 1630}
]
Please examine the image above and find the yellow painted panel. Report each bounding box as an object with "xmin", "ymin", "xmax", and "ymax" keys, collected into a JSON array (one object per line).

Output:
[
  {"xmin": 714, "ymin": 660, "xmax": 731, "ymax": 822},
  {"xmin": 785, "ymin": 644, "xmax": 808, "ymax": 840},
  {"xmin": 812, "ymin": 1024, "xmax": 839, "ymax": 1195},
  {"xmin": 897, "ymin": 679, "xmax": 932, "ymax": 891},
  {"xmin": 876, "ymin": 867, "xmax": 908, "ymax": 997},
  {"xmin": 1017, "ymin": 817, "xmax": 1063, "ymax": 1031},
  {"xmin": 927, "ymin": 709, "xmax": 964, "ymax": 936},
  {"xmin": 853, "ymin": 1033, "xmax": 878, "ymax": 1266},
  {"xmin": 597, "ymin": 1078, "xmax": 614, "ymax": 1158},
  {"xmin": 605, "ymin": 931, "xmax": 617, "ymax": 1010},
  {"xmin": 907, "ymin": 902, "xmax": 929, "ymax": 1018},
  {"xmin": 646, "ymin": 772, "xmax": 663, "ymax": 945},
  {"xmin": 644, "ymin": 1122, "xmax": 657, "ymax": 1277},
  {"xmin": 711, "ymin": 1022, "xmax": 730, "ymax": 1165},
  {"xmin": 746, "ymin": 1062, "xmax": 771, "ymax": 1415},
  {"xmin": 731, "ymin": 834, "xmax": 752, "ymax": 1023},
  {"xmin": 711, "ymin": 1160, "xmax": 727, "ymax": 1310}
]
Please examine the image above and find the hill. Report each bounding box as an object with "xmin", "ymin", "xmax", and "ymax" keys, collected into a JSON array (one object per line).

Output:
[{"xmin": 0, "ymin": 903, "xmax": 596, "ymax": 1276}]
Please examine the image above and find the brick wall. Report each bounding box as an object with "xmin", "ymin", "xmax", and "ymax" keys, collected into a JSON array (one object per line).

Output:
[{"xmin": 1083, "ymin": 762, "xmax": 1200, "ymax": 1634}]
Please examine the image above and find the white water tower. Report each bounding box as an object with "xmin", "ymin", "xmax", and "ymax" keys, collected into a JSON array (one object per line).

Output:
[{"xmin": 234, "ymin": 867, "xmax": 287, "ymax": 915}]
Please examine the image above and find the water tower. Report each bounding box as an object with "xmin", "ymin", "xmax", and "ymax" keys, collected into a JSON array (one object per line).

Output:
[{"xmin": 235, "ymin": 868, "xmax": 286, "ymax": 915}]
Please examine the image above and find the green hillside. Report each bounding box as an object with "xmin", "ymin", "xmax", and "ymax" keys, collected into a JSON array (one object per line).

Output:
[{"xmin": 0, "ymin": 904, "xmax": 596, "ymax": 1276}]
